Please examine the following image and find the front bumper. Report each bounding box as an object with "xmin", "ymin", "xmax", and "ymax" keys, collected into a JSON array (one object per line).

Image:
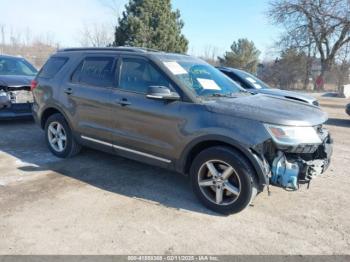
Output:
[
  {"xmin": 293, "ymin": 134, "xmax": 332, "ymax": 183},
  {"xmin": 270, "ymin": 130, "xmax": 333, "ymax": 190}
]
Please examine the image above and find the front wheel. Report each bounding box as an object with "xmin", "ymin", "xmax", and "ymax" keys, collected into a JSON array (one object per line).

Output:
[{"xmin": 190, "ymin": 146, "xmax": 258, "ymax": 215}]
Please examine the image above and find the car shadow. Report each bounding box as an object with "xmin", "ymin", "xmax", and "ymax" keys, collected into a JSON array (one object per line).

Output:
[
  {"xmin": 326, "ymin": 118, "xmax": 350, "ymax": 128},
  {"xmin": 0, "ymin": 120, "xmax": 220, "ymax": 216}
]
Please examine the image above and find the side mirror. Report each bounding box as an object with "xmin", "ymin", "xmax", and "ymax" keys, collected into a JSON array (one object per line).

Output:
[{"xmin": 146, "ymin": 86, "xmax": 180, "ymax": 101}]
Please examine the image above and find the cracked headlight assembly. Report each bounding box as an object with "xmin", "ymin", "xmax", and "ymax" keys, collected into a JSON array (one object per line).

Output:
[{"xmin": 264, "ymin": 124, "xmax": 322, "ymax": 146}]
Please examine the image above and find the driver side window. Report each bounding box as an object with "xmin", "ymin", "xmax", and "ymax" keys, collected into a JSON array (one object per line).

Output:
[{"xmin": 119, "ymin": 58, "xmax": 171, "ymax": 93}]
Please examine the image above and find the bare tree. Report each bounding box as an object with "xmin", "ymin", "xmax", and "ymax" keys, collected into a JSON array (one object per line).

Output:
[
  {"xmin": 199, "ymin": 45, "xmax": 220, "ymax": 65},
  {"xmin": 334, "ymin": 42, "xmax": 350, "ymax": 87},
  {"xmin": 0, "ymin": 24, "xmax": 5, "ymax": 54},
  {"xmin": 260, "ymin": 48, "xmax": 309, "ymax": 89},
  {"xmin": 99, "ymin": 0, "xmax": 121, "ymax": 21},
  {"xmin": 269, "ymin": 0, "xmax": 350, "ymax": 87},
  {"xmin": 79, "ymin": 23, "xmax": 114, "ymax": 47},
  {"xmin": 77, "ymin": 0, "xmax": 120, "ymax": 48},
  {"xmin": 0, "ymin": 24, "xmax": 59, "ymax": 68}
]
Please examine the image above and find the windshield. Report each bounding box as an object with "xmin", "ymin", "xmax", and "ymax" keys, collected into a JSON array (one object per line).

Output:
[
  {"xmin": 234, "ymin": 69, "xmax": 270, "ymax": 89},
  {"xmin": 0, "ymin": 57, "xmax": 38, "ymax": 76},
  {"xmin": 161, "ymin": 57, "xmax": 245, "ymax": 97}
]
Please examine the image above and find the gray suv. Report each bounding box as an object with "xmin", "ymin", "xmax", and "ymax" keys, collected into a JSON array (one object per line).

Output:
[{"xmin": 32, "ymin": 47, "xmax": 333, "ymax": 214}]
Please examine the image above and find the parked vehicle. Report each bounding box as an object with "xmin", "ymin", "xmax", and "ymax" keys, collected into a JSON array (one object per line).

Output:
[
  {"xmin": 32, "ymin": 47, "xmax": 333, "ymax": 214},
  {"xmin": 0, "ymin": 54, "xmax": 37, "ymax": 119},
  {"xmin": 346, "ymin": 103, "xmax": 350, "ymax": 116},
  {"xmin": 218, "ymin": 67, "xmax": 320, "ymax": 106}
]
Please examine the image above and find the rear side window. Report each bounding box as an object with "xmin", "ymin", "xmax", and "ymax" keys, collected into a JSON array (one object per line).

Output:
[
  {"xmin": 39, "ymin": 57, "xmax": 68, "ymax": 79},
  {"xmin": 71, "ymin": 57, "xmax": 115, "ymax": 87}
]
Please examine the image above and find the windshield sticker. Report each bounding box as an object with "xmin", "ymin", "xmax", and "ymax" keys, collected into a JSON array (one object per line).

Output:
[
  {"xmin": 246, "ymin": 77, "xmax": 257, "ymax": 84},
  {"xmin": 163, "ymin": 62, "xmax": 187, "ymax": 75},
  {"xmin": 197, "ymin": 78, "xmax": 221, "ymax": 90}
]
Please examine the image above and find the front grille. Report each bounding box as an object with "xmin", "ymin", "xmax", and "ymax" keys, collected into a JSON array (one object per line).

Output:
[{"xmin": 294, "ymin": 144, "xmax": 319, "ymax": 154}]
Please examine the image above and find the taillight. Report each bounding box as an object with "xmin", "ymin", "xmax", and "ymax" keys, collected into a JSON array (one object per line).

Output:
[{"xmin": 30, "ymin": 80, "xmax": 38, "ymax": 91}]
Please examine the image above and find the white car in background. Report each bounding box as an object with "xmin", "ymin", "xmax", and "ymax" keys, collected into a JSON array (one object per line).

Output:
[{"xmin": 218, "ymin": 67, "xmax": 320, "ymax": 107}]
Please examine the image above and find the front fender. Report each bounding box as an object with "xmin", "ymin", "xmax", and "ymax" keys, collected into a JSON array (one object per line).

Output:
[{"xmin": 177, "ymin": 134, "xmax": 270, "ymax": 190}]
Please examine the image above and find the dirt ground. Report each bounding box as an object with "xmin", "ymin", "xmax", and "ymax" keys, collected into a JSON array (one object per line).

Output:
[{"xmin": 0, "ymin": 94, "xmax": 349, "ymax": 255}]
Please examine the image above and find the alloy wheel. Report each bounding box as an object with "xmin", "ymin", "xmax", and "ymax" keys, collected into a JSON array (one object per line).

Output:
[
  {"xmin": 198, "ymin": 160, "xmax": 241, "ymax": 206},
  {"xmin": 47, "ymin": 121, "xmax": 67, "ymax": 153}
]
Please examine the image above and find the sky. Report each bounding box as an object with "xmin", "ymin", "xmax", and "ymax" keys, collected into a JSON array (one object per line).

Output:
[{"xmin": 0, "ymin": 0, "xmax": 281, "ymax": 59}]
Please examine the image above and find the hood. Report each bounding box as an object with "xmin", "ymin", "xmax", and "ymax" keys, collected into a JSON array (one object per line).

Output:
[
  {"xmin": 203, "ymin": 94, "xmax": 328, "ymax": 127},
  {"xmin": 0, "ymin": 75, "xmax": 33, "ymax": 90},
  {"xmin": 255, "ymin": 89, "xmax": 317, "ymax": 104}
]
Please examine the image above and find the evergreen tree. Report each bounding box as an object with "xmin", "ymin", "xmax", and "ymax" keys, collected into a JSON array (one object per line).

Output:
[
  {"xmin": 219, "ymin": 38, "xmax": 261, "ymax": 73},
  {"xmin": 113, "ymin": 0, "xmax": 188, "ymax": 53}
]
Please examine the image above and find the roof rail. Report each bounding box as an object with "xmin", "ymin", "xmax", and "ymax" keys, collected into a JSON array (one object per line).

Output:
[{"xmin": 57, "ymin": 46, "xmax": 160, "ymax": 53}]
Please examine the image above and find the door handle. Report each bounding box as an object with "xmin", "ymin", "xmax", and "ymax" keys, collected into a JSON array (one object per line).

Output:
[
  {"xmin": 64, "ymin": 88, "xmax": 73, "ymax": 95},
  {"xmin": 115, "ymin": 98, "xmax": 131, "ymax": 107}
]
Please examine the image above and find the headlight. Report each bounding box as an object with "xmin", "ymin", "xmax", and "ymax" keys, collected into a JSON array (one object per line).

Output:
[
  {"xmin": 264, "ymin": 124, "xmax": 322, "ymax": 146},
  {"xmin": 0, "ymin": 91, "xmax": 7, "ymax": 97}
]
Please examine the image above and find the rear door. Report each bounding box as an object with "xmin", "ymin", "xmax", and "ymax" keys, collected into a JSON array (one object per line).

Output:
[
  {"xmin": 62, "ymin": 55, "xmax": 118, "ymax": 145},
  {"xmin": 110, "ymin": 56, "xmax": 185, "ymax": 165}
]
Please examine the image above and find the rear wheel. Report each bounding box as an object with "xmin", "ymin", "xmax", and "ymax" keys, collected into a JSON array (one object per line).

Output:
[
  {"xmin": 45, "ymin": 113, "xmax": 81, "ymax": 158},
  {"xmin": 190, "ymin": 146, "xmax": 257, "ymax": 215}
]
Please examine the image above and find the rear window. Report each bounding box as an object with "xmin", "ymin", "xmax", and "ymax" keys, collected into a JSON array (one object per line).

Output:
[
  {"xmin": 71, "ymin": 57, "xmax": 115, "ymax": 87},
  {"xmin": 38, "ymin": 57, "xmax": 68, "ymax": 79}
]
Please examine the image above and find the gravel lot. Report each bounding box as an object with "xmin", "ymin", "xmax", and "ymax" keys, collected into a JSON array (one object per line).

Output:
[{"xmin": 0, "ymin": 94, "xmax": 349, "ymax": 255}]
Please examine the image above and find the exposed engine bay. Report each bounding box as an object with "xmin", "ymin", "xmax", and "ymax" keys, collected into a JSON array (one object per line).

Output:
[{"xmin": 256, "ymin": 125, "xmax": 333, "ymax": 191}]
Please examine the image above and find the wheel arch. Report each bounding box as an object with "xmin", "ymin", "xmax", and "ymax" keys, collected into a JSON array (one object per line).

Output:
[
  {"xmin": 178, "ymin": 135, "xmax": 269, "ymax": 190},
  {"xmin": 40, "ymin": 105, "xmax": 71, "ymax": 130}
]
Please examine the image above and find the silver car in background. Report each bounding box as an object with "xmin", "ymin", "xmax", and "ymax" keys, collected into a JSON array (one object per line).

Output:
[
  {"xmin": 0, "ymin": 54, "xmax": 37, "ymax": 119},
  {"xmin": 218, "ymin": 67, "xmax": 320, "ymax": 106}
]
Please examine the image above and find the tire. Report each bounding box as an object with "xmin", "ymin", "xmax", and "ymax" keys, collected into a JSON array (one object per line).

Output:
[
  {"xmin": 44, "ymin": 113, "xmax": 81, "ymax": 158},
  {"xmin": 190, "ymin": 146, "xmax": 258, "ymax": 215}
]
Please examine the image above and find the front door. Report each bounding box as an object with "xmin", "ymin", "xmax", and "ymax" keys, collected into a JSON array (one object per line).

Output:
[{"xmin": 110, "ymin": 56, "xmax": 185, "ymax": 165}]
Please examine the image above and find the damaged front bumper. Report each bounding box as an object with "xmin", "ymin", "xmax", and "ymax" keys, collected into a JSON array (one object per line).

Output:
[{"xmin": 261, "ymin": 126, "xmax": 333, "ymax": 190}]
